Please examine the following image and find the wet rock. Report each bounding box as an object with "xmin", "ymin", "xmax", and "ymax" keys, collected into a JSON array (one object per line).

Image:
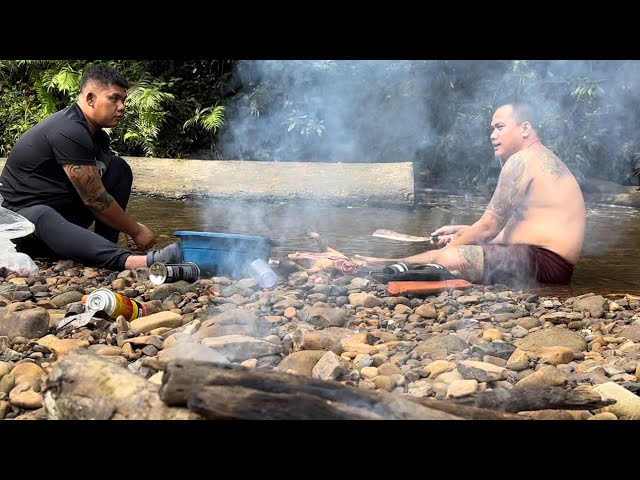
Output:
[
  {"xmin": 277, "ymin": 350, "xmax": 326, "ymax": 376},
  {"xmin": 50, "ymin": 291, "xmax": 84, "ymax": 308},
  {"xmin": 447, "ymin": 379, "xmax": 478, "ymax": 398},
  {"xmin": 292, "ymin": 329, "xmax": 343, "ymax": 354},
  {"xmin": 0, "ymin": 285, "xmax": 32, "ymax": 302},
  {"xmin": 129, "ymin": 311, "xmax": 183, "ymax": 335},
  {"xmin": 300, "ymin": 306, "xmax": 347, "ymax": 328},
  {"xmin": 312, "ymin": 351, "xmax": 349, "ymax": 381},
  {"xmin": 573, "ymin": 295, "xmax": 607, "ymax": 319},
  {"xmin": 592, "ymin": 382, "xmax": 640, "ymax": 420},
  {"xmin": 158, "ymin": 342, "xmax": 228, "ymax": 364},
  {"xmin": 348, "ymin": 293, "xmax": 381, "ymax": 308},
  {"xmin": 149, "ymin": 282, "xmax": 193, "ymax": 301},
  {"xmin": 412, "ymin": 335, "xmax": 469, "ymax": 356},
  {"xmin": 457, "ymin": 360, "xmax": 504, "ymax": 382},
  {"xmin": 618, "ymin": 324, "xmax": 640, "ymax": 343},
  {"xmin": 470, "ymin": 341, "xmax": 516, "ymax": 360},
  {"xmin": 514, "ymin": 365, "xmax": 567, "ymax": 389},
  {"xmin": 515, "ymin": 327, "xmax": 588, "ymax": 352},
  {"xmin": 0, "ymin": 307, "xmax": 49, "ymax": 340},
  {"xmin": 200, "ymin": 334, "xmax": 282, "ymax": 362}
]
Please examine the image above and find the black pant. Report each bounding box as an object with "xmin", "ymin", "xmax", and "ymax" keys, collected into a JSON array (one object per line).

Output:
[{"xmin": 13, "ymin": 156, "xmax": 134, "ymax": 270}]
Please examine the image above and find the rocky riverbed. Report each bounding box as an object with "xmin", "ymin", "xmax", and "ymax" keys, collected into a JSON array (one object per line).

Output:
[{"xmin": 1, "ymin": 257, "xmax": 639, "ymax": 420}]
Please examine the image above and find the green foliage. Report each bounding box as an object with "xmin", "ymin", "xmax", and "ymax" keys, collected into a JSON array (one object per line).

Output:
[
  {"xmin": 0, "ymin": 59, "xmax": 233, "ymax": 159},
  {"xmin": 113, "ymin": 76, "xmax": 176, "ymax": 157},
  {"xmin": 2, "ymin": 58, "xmax": 640, "ymax": 191}
]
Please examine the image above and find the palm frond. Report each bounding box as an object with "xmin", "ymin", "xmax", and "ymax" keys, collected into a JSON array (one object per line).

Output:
[
  {"xmin": 202, "ymin": 106, "xmax": 225, "ymax": 131},
  {"xmin": 33, "ymin": 81, "xmax": 58, "ymax": 115},
  {"xmin": 126, "ymin": 78, "xmax": 175, "ymax": 111},
  {"xmin": 245, "ymin": 84, "xmax": 270, "ymax": 117},
  {"xmin": 184, "ymin": 105, "xmax": 225, "ymax": 132},
  {"xmin": 52, "ymin": 68, "xmax": 81, "ymax": 94}
]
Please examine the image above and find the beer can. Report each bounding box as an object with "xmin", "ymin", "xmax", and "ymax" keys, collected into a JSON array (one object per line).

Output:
[
  {"xmin": 86, "ymin": 288, "xmax": 146, "ymax": 321},
  {"xmin": 149, "ymin": 262, "xmax": 200, "ymax": 285}
]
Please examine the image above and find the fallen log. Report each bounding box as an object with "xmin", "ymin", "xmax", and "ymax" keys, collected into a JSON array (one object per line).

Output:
[
  {"xmin": 43, "ymin": 350, "xmax": 201, "ymax": 420},
  {"xmin": 450, "ymin": 387, "xmax": 615, "ymax": 413},
  {"xmin": 404, "ymin": 396, "xmax": 527, "ymax": 420},
  {"xmin": 159, "ymin": 359, "xmax": 530, "ymax": 420}
]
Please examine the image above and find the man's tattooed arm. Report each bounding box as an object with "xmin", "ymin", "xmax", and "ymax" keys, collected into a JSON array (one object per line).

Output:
[
  {"xmin": 482, "ymin": 152, "xmax": 529, "ymax": 230},
  {"xmin": 450, "ymin": 152, "xmax": 530, "ymax": 247},
  {"xmin": 62, "ymin": 164, "xmax": 114, "ymax": 212}
]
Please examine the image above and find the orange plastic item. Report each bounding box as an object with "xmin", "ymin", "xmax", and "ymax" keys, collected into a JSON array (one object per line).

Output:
[{"xmin": 386, "ymin": 279, "xmax": 473, "ymax": 296}]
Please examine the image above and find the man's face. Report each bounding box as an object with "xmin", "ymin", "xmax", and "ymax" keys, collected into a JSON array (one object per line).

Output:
[
  {"xmin": 489, "ymin": 105, "xmax": 525, "ymax": 160},
  {"xmin": 88, "ymin": 83, "xmax": 127, "ymax": 128}
]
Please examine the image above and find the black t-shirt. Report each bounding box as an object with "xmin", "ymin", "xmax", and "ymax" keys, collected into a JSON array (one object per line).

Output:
[{"xmin": 0, "ymin": 102, "xmax": 112, "ymax": 211}]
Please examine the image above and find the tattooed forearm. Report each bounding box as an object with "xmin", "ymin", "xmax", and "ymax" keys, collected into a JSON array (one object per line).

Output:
[
  {"xmin": 486, "ymin": 154, "xmax": 526, "ymax": 222},
  {"xmin": 457, "ymin": 246, "xmax": 483, "ymax": 282},
  {"xmin": 63, "ymin": 164, "xmax": 114, "ymax": 212}
]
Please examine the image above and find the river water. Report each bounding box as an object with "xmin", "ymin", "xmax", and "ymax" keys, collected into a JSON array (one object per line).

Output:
[{"xmin": 126, "ymin": 194, "xmax": 640, "ymax": 299}]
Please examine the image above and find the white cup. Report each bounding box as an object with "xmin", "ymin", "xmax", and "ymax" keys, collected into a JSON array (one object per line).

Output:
[{"xmin": 248, "ymin": 259, "xmax": 277, "ymax": 288}]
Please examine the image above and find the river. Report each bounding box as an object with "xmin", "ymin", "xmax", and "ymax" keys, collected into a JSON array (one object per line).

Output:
[{"xmin": 126, "ymin": 194, "xmax": 640, "ymax": 299}]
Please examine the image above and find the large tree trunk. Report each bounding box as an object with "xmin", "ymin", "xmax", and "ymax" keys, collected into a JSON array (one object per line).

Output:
[{"xmin": 43, "ymin": 350, "xmax": 201, "ymax": 420}]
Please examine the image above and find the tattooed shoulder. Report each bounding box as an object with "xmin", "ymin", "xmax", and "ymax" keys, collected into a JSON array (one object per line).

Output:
[
  {"xmin": 539, "ymin": 150, "xmax": 569, "ymax": 177},
  {"xmin": 502, "ymin": 152, "xmax": 527, "ymax": 183}
]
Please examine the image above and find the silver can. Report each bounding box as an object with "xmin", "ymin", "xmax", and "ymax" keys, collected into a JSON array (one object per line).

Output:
[
  {"xmin": 86, "ymin": 289, "xmax": 114, "ymax": 313},
  {"xmin": 149, "ymin": 262, "xmax": 201, "ymax": 285}
]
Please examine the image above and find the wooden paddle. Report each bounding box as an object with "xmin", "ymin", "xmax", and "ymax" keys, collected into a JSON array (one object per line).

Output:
[{"xmin": 372, "ymin": 229, "xmax": 439, "ymax": 243}]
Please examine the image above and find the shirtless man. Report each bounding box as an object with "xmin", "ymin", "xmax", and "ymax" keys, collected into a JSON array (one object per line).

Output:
[{"xmin": 361, "ymin": 101, "xmax": 586, "ymax": 286}]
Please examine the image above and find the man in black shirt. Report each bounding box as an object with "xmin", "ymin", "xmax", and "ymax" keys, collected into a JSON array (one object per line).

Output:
[{"xmin": 0, "ymin": 64, "xmax": 180, "ymax": 270}]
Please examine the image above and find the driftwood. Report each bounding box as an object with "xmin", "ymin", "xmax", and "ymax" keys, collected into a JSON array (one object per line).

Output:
[
  {"xmin": 450, "ymin": 387, "xmax": 614, "ymax": 413},
  {"xmin": 43, "ymin": 350, "xmax": 201, "ymax": 420},
  {"xmin": 160, "ymin": 359, "xmax": 528, "ymax": 420},
  {"xmin": 160, "ymin": 359, "xmax": 461, "ymax": 419},
  {"xmin": 405, "ymin": 396, "xmax": 527, "ymax": 420}
]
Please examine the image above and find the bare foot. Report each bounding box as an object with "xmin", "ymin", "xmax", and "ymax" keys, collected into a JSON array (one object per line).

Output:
[{"xmin": 353, "ymin": 254, "xmax": 400, "ymax": 265}]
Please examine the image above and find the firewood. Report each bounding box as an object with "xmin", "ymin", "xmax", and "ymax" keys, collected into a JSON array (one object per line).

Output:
[{"xmin": 450, "ymin": 387, "xmax": 614, "ymax": 413}]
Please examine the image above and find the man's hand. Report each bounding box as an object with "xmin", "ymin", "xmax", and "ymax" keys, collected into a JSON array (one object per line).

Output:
[
  {"xmin": 431, "ymin": 225, "xmax": 469, "ymax": 245},
  {"xmin": 130, "ymin": 222, "xmax": 156, "ymax": 251}
]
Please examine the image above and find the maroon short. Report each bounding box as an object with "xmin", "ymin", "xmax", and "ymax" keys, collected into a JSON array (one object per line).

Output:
[{"xmin": 481, "ymin": 244, "xmax": 574, "ymax": 286}]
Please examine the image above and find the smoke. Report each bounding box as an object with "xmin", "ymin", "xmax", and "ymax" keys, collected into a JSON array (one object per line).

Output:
[
  {"xmin": 213, "ymin": 60, "xmax": 640, "ymax": 187},
  {"xmin": 191, "ymin": 60, "xmax": 640, "ymax": 287},
  {"xmin": 217, "ymin": 60, "xmax": 437, "ymax": 163}
]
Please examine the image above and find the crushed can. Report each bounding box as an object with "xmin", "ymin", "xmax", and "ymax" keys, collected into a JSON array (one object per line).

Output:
[
  {"xmin": 85, "ymin": 288, "xmax": 146, "ymax": 321},
  {"xmin": 149, "ymin": 262, "xmax": 200, "ymax": 285}
]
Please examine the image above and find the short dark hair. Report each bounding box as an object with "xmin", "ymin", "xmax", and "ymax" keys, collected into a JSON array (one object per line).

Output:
[
  {"xmin": 503, "ymin": 100, "xmax": 539, "ymax": 130},
  {"xmin": 80, "ymin": 63, "xmax": 129, "ymax": 91}
]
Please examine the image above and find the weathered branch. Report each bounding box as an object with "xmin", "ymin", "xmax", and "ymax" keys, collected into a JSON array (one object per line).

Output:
[
  {"xmin": 450, "ymin": 387, "xmax": 615, "ymax": 413},
  {"xmin": 161, "ymin": 359, "xmax": 503, "ymax": 420}
]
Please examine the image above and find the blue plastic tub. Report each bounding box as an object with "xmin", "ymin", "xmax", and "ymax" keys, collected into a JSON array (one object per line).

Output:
[{"xmin": 173, "ymin": 231, "xmax": 277, "ymax": 278}]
